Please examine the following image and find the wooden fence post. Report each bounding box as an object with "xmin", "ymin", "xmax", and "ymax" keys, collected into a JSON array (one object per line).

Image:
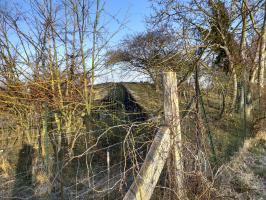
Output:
[
  {"xmin": 123, "ymin": 127, "xmax": 171, "ymax": 200},
  {"xmin": 123, "ymin": 71, "xmax": 184, "ymax": 200},
  {"xmin": 163, "ymin": 71, "xmax": 184, "ymax": 199}
]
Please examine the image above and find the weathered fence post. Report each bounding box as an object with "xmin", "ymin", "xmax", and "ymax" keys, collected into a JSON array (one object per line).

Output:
[
  {"xmin": 123, "ymin": 127, "xmax": 171, "ymax": 200},
  {"xmin": 123, "ymin": 71, "xmax": 184, "ymax": 200},
  {"xmin": 163, "ymin": 71, "xmax": 184, "ymax": 199}
]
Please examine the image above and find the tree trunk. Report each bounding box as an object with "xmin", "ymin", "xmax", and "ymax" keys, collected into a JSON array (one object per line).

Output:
[
  {"xmin": 123, "ymin": 127, "xmax": 171, "ymax": 200},
  {"xmin": 194, "ymin": 64, "xmax": 201, "ymax": 152},
  {"xmin": 41, "ymin": 103, "xmax": 49, "ymax": 173},
  {"xmin": 259, "ymin": 2, "xmax": 266, "ymax": 92},
  {"xmin": 250, "ymin": 67, "xmax": 257, "ymax": 84},
  {"xmin": 239, "ymin": 83, "xmax": 245, "ymax": 112},
  {"xmin": 231, "ymin": 68, "xmax": 238, "ymax": 110}
]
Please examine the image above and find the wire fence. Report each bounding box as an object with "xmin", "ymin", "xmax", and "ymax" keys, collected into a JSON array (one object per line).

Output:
[
  {"xmin": 0, "ymin": 114, "xmax": 159, "ymax": 199},
  {"xmin": 1, "ymin": 89, "xmax": 265, "ymax": 200}
]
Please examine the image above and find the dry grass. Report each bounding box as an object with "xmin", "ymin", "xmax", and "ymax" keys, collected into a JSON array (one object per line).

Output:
[
  {"xmin": 0, "ymin": 155, "xmax": 12, "ymax": 178},
  {"xmin": 214, "ymin": 119, "xmax": 266, "ymax": 200},
  {"xmin": 35, "ymin": 171, "xmax": 50, "ymax": 185},
  {"xmin": 34, "ymin": 170, "xmax": 51, "ymax": 197}
]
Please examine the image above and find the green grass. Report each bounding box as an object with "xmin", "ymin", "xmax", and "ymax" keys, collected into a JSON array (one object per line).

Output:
[
  {"xmin": 204, "ymin": 92, "xmax": 253, "ymax": 166},
  {"xmin": 248, "ymin": 139, "xmax": 266, "ymax": 155}
]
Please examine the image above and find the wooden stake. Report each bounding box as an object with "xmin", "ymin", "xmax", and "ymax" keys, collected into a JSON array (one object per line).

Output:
[
  {"xmin": 123, "ymin": 127, "xmax": 171, "ymax": 200},
  {"xmin": 123, "ymin": 72, "xmax": 184, "ymax": 200},
  {"xmin": 163, "ymin": 72, "xmax": 184, "ymax": 199}
]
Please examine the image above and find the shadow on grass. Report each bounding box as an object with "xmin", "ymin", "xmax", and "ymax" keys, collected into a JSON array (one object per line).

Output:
[{"xmin": 12, "ymin": 144, "xmax": 35, "ymax": 199}]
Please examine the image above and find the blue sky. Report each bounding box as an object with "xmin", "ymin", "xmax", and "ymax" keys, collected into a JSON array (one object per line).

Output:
[
  {"xmin": 104, "ymin": 0, "xmax": 151, "ymax": 44},
  {"xmin": 2, "ymin": 0, "xmax": 153, "ymax": 82},
  {"xmin": 4, "ymin": 0, "xmax": 151, "ymax": 47},
  {"xmin": 96, "ymin": 0, "xmax": 153, "ymax": 82}
]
